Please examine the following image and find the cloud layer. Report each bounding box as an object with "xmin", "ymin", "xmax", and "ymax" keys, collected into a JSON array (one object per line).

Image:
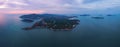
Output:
[{"xmin": 0, "ymin": 0, "xmax": 120, "ymax": 14}]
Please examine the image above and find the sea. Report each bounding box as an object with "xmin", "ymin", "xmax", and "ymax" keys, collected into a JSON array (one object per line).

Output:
[{"xmin": 0, "ymin": 14, "xmax": 120, "ymax": 47}]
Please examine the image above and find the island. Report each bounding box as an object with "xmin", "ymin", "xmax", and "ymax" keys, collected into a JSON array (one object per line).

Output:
[{"xmin": 20, "ymin": 14, "xmax": 80, "ymax": 31}]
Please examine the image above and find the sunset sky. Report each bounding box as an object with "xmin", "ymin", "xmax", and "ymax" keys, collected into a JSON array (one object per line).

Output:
[{"xmin": 0, "ymin": 0, "xmax": 120, "ymax": 14}]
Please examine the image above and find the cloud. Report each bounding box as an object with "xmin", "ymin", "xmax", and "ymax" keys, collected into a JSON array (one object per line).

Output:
[
  {"xmin": 0, "ymin": 0, "xmax": 120, "ymax": 14},
  {"xmin": 1, "ymin": 0, "xmax": 120, "ymax": 9},
  {"xmin": 80, "ymin": 0, "xmax": 120, "ymax": 9},
  {"xmin": 0, "ymin": 10, "xmax": 44, "ymax": 14},
  {"xmin": 0, "ymin": 0, "xmax": 28, "ymax": 9}
]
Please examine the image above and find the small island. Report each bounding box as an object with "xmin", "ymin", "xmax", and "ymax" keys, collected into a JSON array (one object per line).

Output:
[
  {"xmin": 91, "ymin": 17, "xmax": 104, "ymax": 19},
  {"xmin": 80, "ymin": 14, "xmax": 90, "ymax": 16}
]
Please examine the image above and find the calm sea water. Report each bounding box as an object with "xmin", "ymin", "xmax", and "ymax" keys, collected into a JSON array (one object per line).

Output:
[{"xmin": 0, "ymin": 14, "xmax": 120, "ymax": 47}]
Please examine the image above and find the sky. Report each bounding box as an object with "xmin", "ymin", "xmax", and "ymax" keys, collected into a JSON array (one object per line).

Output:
[{"xmin": 0, "ymin": 0, "xmax": 120, "ymax": 14}]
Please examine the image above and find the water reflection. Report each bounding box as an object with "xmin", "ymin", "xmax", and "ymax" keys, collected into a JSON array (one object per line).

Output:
[
  {"xmin": 0, "ymin": 14, "xmax": 6, "ymax": 26},
  {"xmin": 20, "ymin": 14, "xmax": 80, "ymax": 31}
]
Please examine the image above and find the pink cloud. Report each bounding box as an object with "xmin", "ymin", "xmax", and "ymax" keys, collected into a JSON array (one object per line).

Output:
[{"xmin": 0, "ymin": 10, "xmax": 44, "ymax": 14}]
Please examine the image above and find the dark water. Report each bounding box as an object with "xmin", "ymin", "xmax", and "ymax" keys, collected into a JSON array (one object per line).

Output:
[{"xmin": 0, "ymin": 14, "xmax": 120, "ymax": 47}]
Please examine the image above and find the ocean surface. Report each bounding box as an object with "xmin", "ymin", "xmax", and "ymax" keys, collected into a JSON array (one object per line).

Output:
[{"xmin": 0, "ymin": 14, "xmax": 120, "ymax": 47}]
